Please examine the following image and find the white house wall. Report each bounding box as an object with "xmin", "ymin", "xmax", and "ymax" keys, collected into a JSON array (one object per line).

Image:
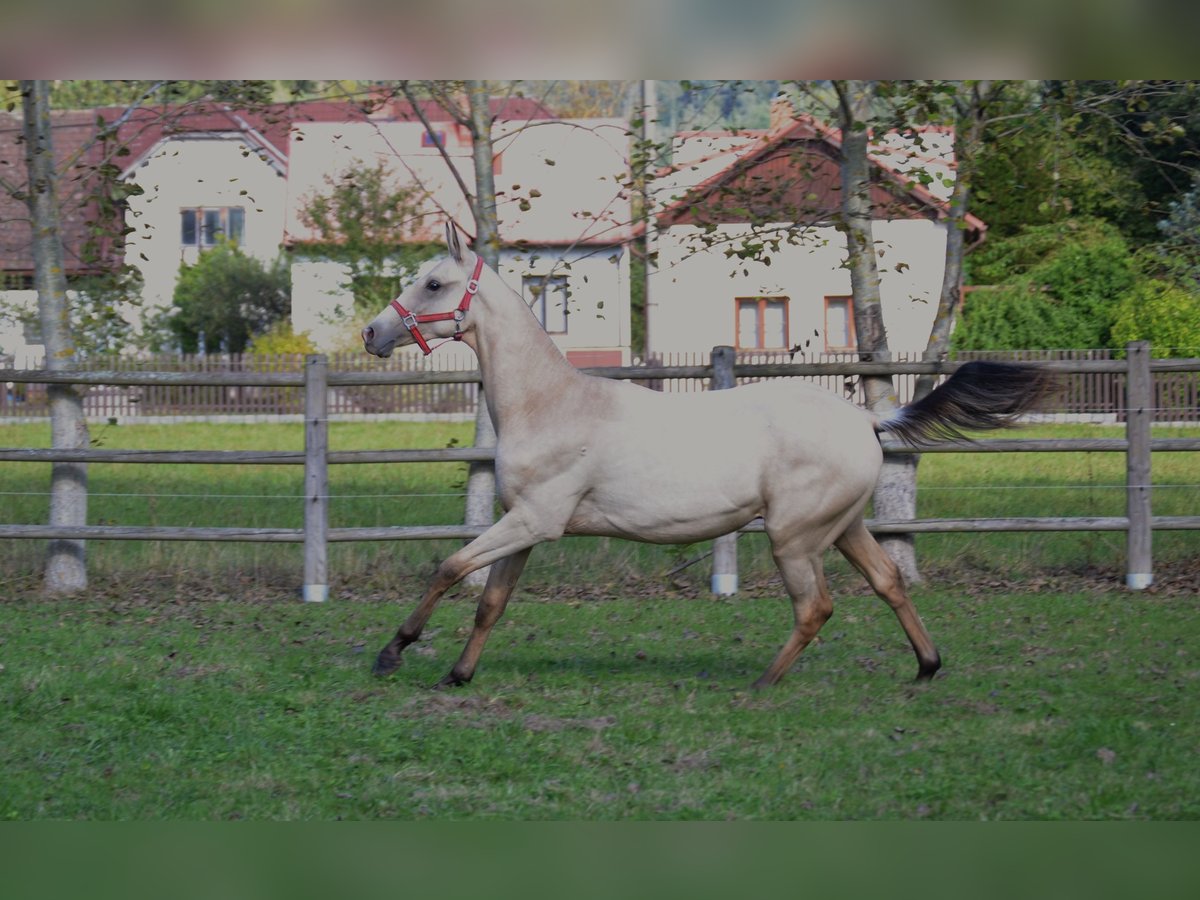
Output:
[
  {"xmin": 122, "ymin": 137, "xmax": 288, "ymax": 325},
  {"xmin": 649, "ymin": 219, "xmax": 947, "ymax": 356},
  {"xmin": 284, "ymin": 119, "xmax": 632, "ymax": 247},
  {"xmin": 289, "ymin": 258, "xmax": 351, "ymax": 350},
  {"xmin": 0, "ymin": 289, "xmax": 39, "ymax": 362},
  {"xmin": 497, "ymin": 245, "xmax": 630, "ymax": 362}
]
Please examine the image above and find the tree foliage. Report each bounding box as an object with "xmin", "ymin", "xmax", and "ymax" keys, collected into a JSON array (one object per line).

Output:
[
  {"xmin": 1111, "ymin": 278, "xmax": 1200, "ymax": 356},
  {"xmin": 1055, "ymin": 80, "xmax": 1200, "ymax": 246},
  {"xmin": 296, "ymin": 159, "xmax": 438, "ymax": 317},
  {"xmin": 955, "ymin": 219, "xmax": 1140, "ymax": 350},
  {"xmin": 971, "ymin": 87, "xmax": 1144, "ymax": 241},
  {"xmin": 49, "ymin": 80, "xmax": 284, "ymax": 110},
  {"xmin": 1152, "ymin": 171, "xmax": 1200, "ymax": 287},
  {"xmin": 66, "ymin": 269, "xmax": 144, "ymax": 358},
  {"xmin": 159, "ymin": 242, "xmax": 290, "ymax": 353}
]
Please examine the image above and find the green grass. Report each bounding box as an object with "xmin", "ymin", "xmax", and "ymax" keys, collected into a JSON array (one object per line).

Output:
[
  {"xmin": 2, "ymin": 419, "xmax": 1198, "ymax": 819},
  {"xmin": 1, "ymin": 583, "xmax": 1197, "ymax": 819}
]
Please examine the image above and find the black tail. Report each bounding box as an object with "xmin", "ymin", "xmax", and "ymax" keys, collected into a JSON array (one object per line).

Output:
[{"xmin": 876, "ymin": 361, "xmax": 1058, "ymax": 447}]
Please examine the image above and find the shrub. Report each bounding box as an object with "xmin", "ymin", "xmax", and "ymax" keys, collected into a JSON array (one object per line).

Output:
[
  {"xmin": 247, "ymin": 321, "xmax": 318, "ymax": 356},
  {"xmin": 166, "ymin": 242, "xmax": 291, "ymax": 353},
  {"xmin": 1111, "ymin": 279, "xmax": 1200, "ymax": 357},
  {"xmin": 955, "ymin": 219, "xmax": 1139, "ymax": 350}
]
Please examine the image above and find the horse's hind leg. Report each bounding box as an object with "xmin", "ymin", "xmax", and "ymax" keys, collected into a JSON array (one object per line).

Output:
[
  {"xmin": 436, "ymin": 547, "xmax": 532, "ymax": 689},
  {"xmin": 834, "ymin": 517, "xmax": 941, "ymax": 681},
  {"xmin": 753, "ymin": 548, "xmax": 834, "ymax": 689}
]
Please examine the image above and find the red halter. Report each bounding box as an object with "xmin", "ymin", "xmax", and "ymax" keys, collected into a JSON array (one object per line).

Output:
[{"xmin": 389, "ymin": 255, "xmax": 484, "ymax": 355}]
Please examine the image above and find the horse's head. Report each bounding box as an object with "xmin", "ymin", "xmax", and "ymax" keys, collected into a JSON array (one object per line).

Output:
[{"xmin": 361, "ymin": 222, "xmax": 480, "ymax": 358}]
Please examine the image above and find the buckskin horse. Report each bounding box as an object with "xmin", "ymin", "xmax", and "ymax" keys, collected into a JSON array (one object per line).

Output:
[{"xmin": 361, "ymin": 223, "xmax": 1054, "ymax": 689}]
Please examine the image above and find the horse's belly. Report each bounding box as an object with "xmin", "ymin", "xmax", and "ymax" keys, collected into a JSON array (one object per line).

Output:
[{"xmin": 565, "ymin": 477, "xmax": 763, "ymax": 544}]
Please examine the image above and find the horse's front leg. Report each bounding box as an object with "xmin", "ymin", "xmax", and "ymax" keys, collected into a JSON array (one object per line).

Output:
[
  {"xmin": 436, "ymin": 546, "xmax": 532, "ymax": 688},
  {"xmin": 373, "ymin": 507, "xmax": 555, "ymax": 678}
]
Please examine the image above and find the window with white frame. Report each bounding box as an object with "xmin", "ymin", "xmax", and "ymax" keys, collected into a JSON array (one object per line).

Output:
[
  {"xmin": 523, "ymin": 274, "xmax": 569, "ymax": 334},
  {"xmin": 824, "ymin": 295, "xmax": 856, "ymax": 351},
  {"xmin": 181, "ymin": 207, "xmax": 245, "ymax": 248},
  {"xmin": 735, "ymin": 297, "xmax": 789, "ymax": 350}
]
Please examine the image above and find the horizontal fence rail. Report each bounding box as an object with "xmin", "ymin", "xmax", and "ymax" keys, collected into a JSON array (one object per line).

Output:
[{"xmin": 2, "ymin": 343, "xmax": 1198, "ymax": 594}]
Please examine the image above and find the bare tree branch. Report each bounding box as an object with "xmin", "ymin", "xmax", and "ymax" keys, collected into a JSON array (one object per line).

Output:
[{"xmin": 398, "ymin": 80, "xmax": 475, "ymax": 211}]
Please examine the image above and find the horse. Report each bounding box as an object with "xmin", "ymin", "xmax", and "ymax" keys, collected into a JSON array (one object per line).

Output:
[{"xmin": 361, "ymin": 223, "xmax": 1055, "ymax": 689}]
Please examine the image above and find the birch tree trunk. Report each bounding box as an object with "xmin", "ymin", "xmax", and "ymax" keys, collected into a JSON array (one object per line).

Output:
[
  {"xmin": 834, "ymin": 80, "xmax": 921, "ymax": 583},
  {"xmin": 913, "ymin": 80, "xmax": 993, "ymax": 403},
  {"xmin": 462, "ymin": 81, "xmax": 499, "ymax": 586},
  {"xmin": 21, "ymin": 80, "xmax": 89, "ymax": 594}
]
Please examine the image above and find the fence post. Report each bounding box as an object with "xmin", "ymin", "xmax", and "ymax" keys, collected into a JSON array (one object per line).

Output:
[
  {"xmin": 303, "ymin": 355, "xmax": 329, "ymax": 602},
  {"xmin": 1125, "ymin": 341, "xmax": 1153, "ymax": 590},
  {"xmin": 710, "ymin": 345, "xmax": 739, "ymax": 596}
]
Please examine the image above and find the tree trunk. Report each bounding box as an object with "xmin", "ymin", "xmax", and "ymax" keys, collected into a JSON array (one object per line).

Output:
[
  {"xmin": 835, "ymin": 81, "xmax": 921, "ymax": 583},
  {"xmin": 914, "ymin": 80, "xmax": 992, "ymax": 403},
  {"xmin": 463, "ymin": 81, "xmax": 500, "ymax": 586},
  {"xmin": 21, "ymin": 80, "xmax": 89, "ymax": 595}
]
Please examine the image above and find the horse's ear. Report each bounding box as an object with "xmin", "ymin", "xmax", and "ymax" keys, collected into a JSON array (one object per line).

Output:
[{"xmin": 445, "ymin": 221, "xmax": 464, "ymax": 263}]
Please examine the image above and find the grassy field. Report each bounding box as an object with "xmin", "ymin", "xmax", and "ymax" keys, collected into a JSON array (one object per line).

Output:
[
  {"xmin": 1, "ymin": 418, "xmax": 1198, "ymax": 819},
  {"xmin": 1, "ymin": 582, "xmax": 1197, "ymax": 819}
]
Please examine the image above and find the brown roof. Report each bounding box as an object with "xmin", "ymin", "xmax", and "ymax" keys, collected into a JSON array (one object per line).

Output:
[
  {"xmin": 0, "ymin": 108, "xmax": 117, "ymax": 276},
  {"xmin": 0, "ymin": 93, "xmax": 557, "ymax": 276},
  {"xmin": 652, "ymin": 114, "xmax": 986, "ymax": 241}
]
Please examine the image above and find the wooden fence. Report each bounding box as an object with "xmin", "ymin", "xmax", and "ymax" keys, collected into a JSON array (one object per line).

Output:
[
  {"xmin": 4, "ymin": 347, "xmax": 1198, "ymax": 422},
  {"xmin": 1, "ymin": 344, "xmax": 1199, "ymax": 598}
]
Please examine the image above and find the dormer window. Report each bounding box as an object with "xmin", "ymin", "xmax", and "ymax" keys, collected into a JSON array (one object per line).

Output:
[{"xmin": 181, "ymin": 207, "xmax": 245, "ymax": 247}]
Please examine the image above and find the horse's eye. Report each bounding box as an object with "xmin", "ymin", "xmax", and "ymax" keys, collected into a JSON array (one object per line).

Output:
[{"xmin": 427, "ymin": 279, "xmax": 441, "ymax": 292}]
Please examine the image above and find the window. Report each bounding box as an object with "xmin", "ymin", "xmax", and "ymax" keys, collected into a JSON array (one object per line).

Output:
[
  {"xmin": 735, "ymin": 297, "xmax": 789, "ymax": 350},
  {"xmin": 523, "ymin": 274, "xmax": 569, "ymax": 334},
  {"xmin": 824, "ymin": 295, "xmax": 856, "ymax": 351},
  {"xmin": 181, "ymin": 207, "xmax": 245, "ymax": 247},
  {"xmin": 421, "ymin": 130, "xmax": 446, "ymax": 147}
]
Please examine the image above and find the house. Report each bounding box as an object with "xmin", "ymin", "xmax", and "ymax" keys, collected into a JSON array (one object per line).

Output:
[
  {"xmin": 0, "ymin": 108, "xmax": 124, "ymax": 362},
  {"xmin": 2, "ymin": 92, "xmax": 635, "ymax": 368},
  {"xmin": 1, "ymin": 101, "xmax": 300, "ymax": 360},
  {"xmin": 283, "ymin": 94, "xmax": 635, "ymax": 366},
  {"xmin": 645, "ymin": 99, "xmax": 985, "ymax": 359}
]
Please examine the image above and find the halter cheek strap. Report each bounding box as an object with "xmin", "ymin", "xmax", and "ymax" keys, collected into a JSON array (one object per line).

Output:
[{"xmin": 389, "ymin": 254, "xmax": 484, "ymax": 356}]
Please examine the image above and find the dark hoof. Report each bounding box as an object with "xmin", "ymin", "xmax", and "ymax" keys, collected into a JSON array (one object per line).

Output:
[
  {"xmin": 433, "ymin": 671, "xmax": 470, "ymax": 690},
  {"xmin": 372, "ymin": 650, "xmax": 402, "ymax": 677},
  {"xmin": 915, "ymin": 657, "xmax": 942, "ymax": 682}
]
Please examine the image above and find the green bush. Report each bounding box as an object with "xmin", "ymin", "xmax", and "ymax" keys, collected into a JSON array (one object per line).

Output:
[
  {"xmin": 247, "ymin": 321, "xmax": 318, "ymax": 356},
  {"xmin": 165, "ymin": 242, "xmax": 291, "ymax": 353},
  {"xmin": 1111, "ymin": 278, "xmax": 1200, "ymax": 357},
  {"xmin": 955, "ymin": 219, "xmax": 1139, "ymax": 350}
]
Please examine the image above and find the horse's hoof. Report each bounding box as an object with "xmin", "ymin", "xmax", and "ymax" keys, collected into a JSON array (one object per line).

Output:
[
  {"xmin": 914, "ymin": 659, "xmax": 942, "ymax": 682},
  {"xmin": 433, "ymin": 671, "xmax": 470, "ymax": 690},
  {"xmin": 373, "ymin": 651, "xmax": 402, "ymax": 677}
]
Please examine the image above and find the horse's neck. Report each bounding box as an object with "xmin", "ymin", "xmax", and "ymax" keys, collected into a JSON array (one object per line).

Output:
[{"xmin": 468, "ymin": 269, "xmax": 582, "ymax": 431}]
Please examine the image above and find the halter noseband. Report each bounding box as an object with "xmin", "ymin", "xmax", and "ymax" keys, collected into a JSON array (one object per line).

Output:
[{"xmin": 389, "ymin": 255, "xmax": 485, "ymax": 355}]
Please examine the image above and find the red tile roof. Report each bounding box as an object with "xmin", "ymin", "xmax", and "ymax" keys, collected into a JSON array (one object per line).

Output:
[
  {"xmin": 1, "ymin": 94, "xmax": 556, "ymax": 275},
  {"xmin": 651, "ymin": 114, "xmax": 986, "ymax": 241}
]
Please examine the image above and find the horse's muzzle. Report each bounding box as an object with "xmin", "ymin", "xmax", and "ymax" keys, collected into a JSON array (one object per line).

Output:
[{"xmin": 362, "ymin": 326, "xmax": 396, "ymax": 358}]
